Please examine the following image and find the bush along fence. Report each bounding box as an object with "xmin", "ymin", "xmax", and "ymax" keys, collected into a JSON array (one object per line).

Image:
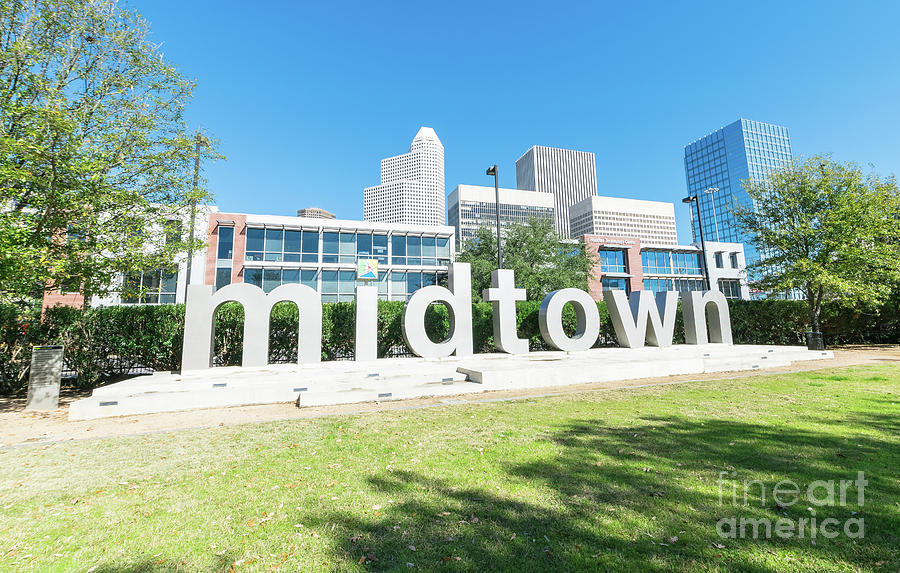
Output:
[{"xmin": 2, "ymin": 296, "xmax": 899, "ymax": 394}]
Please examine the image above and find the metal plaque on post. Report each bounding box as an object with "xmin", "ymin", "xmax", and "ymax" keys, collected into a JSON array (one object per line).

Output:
[{"xmin": 26, "ymin": 345, "xmax": 64, "ymax": 411}]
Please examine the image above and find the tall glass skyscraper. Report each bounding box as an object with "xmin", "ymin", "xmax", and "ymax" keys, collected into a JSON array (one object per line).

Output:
[{"xmin": 683, "ymin": 118, "xmax": 793, "ymax": 265}]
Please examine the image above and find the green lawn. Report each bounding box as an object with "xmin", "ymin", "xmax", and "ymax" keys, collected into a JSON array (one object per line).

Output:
[{"xmin": 1, "ymin": 364, "xmax": 898, "ymax": 572}]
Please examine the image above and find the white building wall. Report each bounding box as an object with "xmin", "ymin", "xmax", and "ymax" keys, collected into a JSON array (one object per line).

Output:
[
  {"xmin": 702, "ymin": 241, "xmax": 751, "ymax": 300},
  {"xmin": 92, "ymin": 205, "xmax": 218, "ymax": 307}
]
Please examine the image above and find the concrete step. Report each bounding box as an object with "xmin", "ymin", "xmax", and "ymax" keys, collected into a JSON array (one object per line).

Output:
[{"xmin": 68, "ymin": 345, "xmax": 836, "ymax": 420}]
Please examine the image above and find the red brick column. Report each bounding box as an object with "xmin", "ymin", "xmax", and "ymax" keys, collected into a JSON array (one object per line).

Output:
[
  {"xmin": 204, "ymin": 213, "xmax": 247, "ymax": 286},
  {"xmin": 579, "ymin": 234, "xmax": 643, "ymax": 300}
]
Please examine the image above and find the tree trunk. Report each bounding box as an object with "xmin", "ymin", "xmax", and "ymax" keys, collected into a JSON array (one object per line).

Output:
[{"xmin": 807, "ymin": 284, "xmax": 820, "ymax": 333}]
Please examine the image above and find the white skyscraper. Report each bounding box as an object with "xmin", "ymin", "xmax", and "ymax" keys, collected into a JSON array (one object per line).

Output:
[
  {"xmin": 516, "ymin": 145, "xmax": 597, "ymax": 238},
  {"xmin": 364, "ymin": 127, "xmax": 445, "ymax": 226}
]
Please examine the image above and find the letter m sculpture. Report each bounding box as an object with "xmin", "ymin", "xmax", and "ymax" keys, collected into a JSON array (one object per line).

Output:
[{"xmin": 181, "ymin": 283, "xmax": 322, "ymax": 371}]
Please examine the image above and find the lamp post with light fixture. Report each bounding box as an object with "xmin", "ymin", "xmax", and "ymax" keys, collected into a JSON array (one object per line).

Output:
[
  {"xmin": 486, "ymin": 164, "xmax": 502, "ymax": 268},
  {"xmin": 184, "ymin": 132, "xmax": 209, "ymax": 303},
  {"xmin": 682, "ymin": 193, "xmax": 711, "ymax": 290}
]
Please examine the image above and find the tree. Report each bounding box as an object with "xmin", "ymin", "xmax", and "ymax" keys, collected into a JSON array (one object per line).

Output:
[
  {"xmin": 0, "ymin": 0, "xmax": 218, "ymax": 304},
  {"xmin": 734, "ymin": 155, "xmax": 900, "ymax": 333},
  {"xmin": 456, "ymin": 219, "xmax": 596, "ymax": 301}
]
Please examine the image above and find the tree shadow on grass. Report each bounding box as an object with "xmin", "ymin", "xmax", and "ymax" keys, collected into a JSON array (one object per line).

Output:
[
  {"xmin": 86, "ymin": 552, "xmax": 236, "ymax": 572},
  {"xmin": 308, "ymin": 416, "xmax": 899, "ymax": 572}
]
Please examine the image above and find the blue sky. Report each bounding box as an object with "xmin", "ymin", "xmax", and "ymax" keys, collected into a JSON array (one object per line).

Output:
[{"xmin": 139, "ymin": 0, "xmax": 900, "ymax": 242}]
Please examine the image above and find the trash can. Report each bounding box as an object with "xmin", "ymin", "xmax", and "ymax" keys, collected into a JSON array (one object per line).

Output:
[{"xmin": 805, "ymin": 332, "xmax": 825, "ymax": 351}]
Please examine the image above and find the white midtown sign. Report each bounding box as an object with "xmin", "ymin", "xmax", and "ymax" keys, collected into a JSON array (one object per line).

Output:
[{"xmin": 181, "ymin": 262, "xmax": 732, "ymax": 370}]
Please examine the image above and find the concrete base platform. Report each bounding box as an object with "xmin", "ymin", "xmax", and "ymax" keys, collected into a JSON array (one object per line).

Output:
[{"xmin": 68, "ymin": 345, "xmax": 833, "ymax": 420}]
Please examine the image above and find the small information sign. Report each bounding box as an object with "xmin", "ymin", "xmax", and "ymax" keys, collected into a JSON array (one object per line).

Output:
[{"xmin": 26, "ymin": 345, "xmax": 64, "ymax": 411}]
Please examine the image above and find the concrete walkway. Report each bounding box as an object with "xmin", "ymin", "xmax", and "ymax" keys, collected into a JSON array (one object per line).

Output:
[{"xmin": 1, "ymin": 345, "xmax": 897, "ymax": 448}]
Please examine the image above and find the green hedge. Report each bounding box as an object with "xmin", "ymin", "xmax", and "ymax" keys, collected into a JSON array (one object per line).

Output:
[{"xmin": 1, "ymin": 296, "xmax": 898, "ymax": 394}]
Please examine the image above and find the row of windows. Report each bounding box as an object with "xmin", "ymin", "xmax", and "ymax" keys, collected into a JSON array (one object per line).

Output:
[
  {"xmin": 714, "ymin": 252, "xmax": 740, "ymax": 269},
  {"xmin": 643, "ymin": 278, "xmax": 707, "ymax": 294},
  {"xmin": 216, "ymin": 226, "xmax": 452, "ymax": 267},
  {"xmin": 241, "ymin": 268, "xmax": 445, "ymax": 303},
  {"xmin": 600, "ymin": 249, "xmax": 705, "ymax": 276},
  {"xmin": 246, "ymin": 228, "xmax": 320, "ymax": 262},
  {"xmin": 642, "ymin": 278, "xmax": 742, "ymax": 298},
  {"xmin": 391, "ymin": 235, "xmax": 452, "ymax": 265}
]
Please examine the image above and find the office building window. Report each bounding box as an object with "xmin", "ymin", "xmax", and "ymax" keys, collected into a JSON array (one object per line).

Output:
[
  {"xmin": 215, "ymin": 267, "xmax": 231, "ymax": 291},
  {"xmin": 674, "ymin": 278, "xmax": 705, "ymax": 292},
  {"xmin": 375, "ymin": 271, "xmax": 388, "ymax": 299},
  {"xmin": 672, "ymin": 252, "xmax": 702, "ymax": 275},
  {"xmin": 643, "ymin": 278, "xmax": 673, "ymax": 293},
  {"xmin": 437, "ymin": 237, "xmax": 451, "ymax": 265},
  {"xmin": 244, "ymin": 268, "xmax": 262, "ymax": 288},
  {"xmin": 300, "ymin": 269, "xmax": 318, "ymax": 290},
  {"xmin": 322, "ymin": 232, "xmax": 339, "ymax": 263},
  {"xmin": 339, "ymin": 232, "xmax": 355, "ymax": 263},
  {"xmin": 122, "ymin": 269, "xmax": 177, "ymax": 304},
  {"xmin": 372, "ymin": 234, "xmax": 388, "ymax": 264},
  {"xmin": 321, "ymin": 270, "xmax": 357, "ymax": 302},
  {"xmin": 729, "ymin": 253, "xmax": 739, "ymax": 268},
  {"xmin": 641, "ymin": 251, "xmax": 671, "ymax": 274},
  {"xmin": 217, "ymin": 226, "xmax": 234, "ymax": 260},
  {"xmin": 421, "ymin": 236, "xmax": 437, "ymax": 266},
  {"xmin": 391, "ymin": 271, "xmax": 407, "ymax": 301},
  {"xmin": 407, "ymin": 236, "xmax": 422, "ymax": 265},
  {"xmin": 246, "ymin": 228, "xmax": 264, "ymax": 261},
  {"xmin": 715, "ymin": 252, "xmax": 724, "ymax": 268},
  {"xmin": 601, "ymin": 277, "xmax": 628, "ymax": 291},
  {"xmin": 302, "ymin": 231, "xmax": 319, "ymax": 262},
  {"xmin": 283, "ymin": 230, "xmax": 301, "ymax": 262},
  {"xmin": 597, "ymin": 249, "xmax": 626, "ymax": 273},
  {"xmin": 264, "ymin": 229, "xmax": 284, "ymax": 261},
  {"xmin": 391, "ymin": 235, "xmax": 406, "ymax": 264},
  {"xmin": 718, "ymin": 279, "xmax": 742, "ymax": 299}
]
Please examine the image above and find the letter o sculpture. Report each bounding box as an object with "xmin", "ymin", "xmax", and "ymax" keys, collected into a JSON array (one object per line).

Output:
[{"xmin": 538, "ymin": 288, "xmax": 601, "ymax": 352}]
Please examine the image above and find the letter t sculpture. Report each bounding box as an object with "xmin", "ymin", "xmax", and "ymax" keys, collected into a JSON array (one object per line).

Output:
[{"xmin": 483, "ymin": 269, "xmax": 529, "ymax": 354}]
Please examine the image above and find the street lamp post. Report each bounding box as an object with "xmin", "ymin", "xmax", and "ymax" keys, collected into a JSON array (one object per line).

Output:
[
  {"xmin": 486, "ymin": 164, "xmax": 502, "ymax": 268},
  {"xmin": 682, "ymin": 194, "xmax": 711, "ymax": 291},
  {"xmin": 703, "ymin": 186, "xmax": 720, "ymax": 242},
  {"xmin": 184, "ymin": 132, "xmax": 209, "ymax": 303}
]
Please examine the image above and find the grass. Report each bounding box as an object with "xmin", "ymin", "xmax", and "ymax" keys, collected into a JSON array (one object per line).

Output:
[{"xmin": 0, "ymin": 364, "xmax": 898, "ymax": 572}]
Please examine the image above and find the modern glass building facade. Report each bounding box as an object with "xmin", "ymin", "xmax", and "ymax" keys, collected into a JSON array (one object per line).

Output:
[
  {"xmin": 583, "ymin": 234, "xmax": 750, "ymax": 300},
  {"xmin": 683, "ymin": 118, "xmax": 793, "ymax": 265},
  {"xmin": 207, "ymin": 213, "xmax": 454, "ymax": 303}
]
